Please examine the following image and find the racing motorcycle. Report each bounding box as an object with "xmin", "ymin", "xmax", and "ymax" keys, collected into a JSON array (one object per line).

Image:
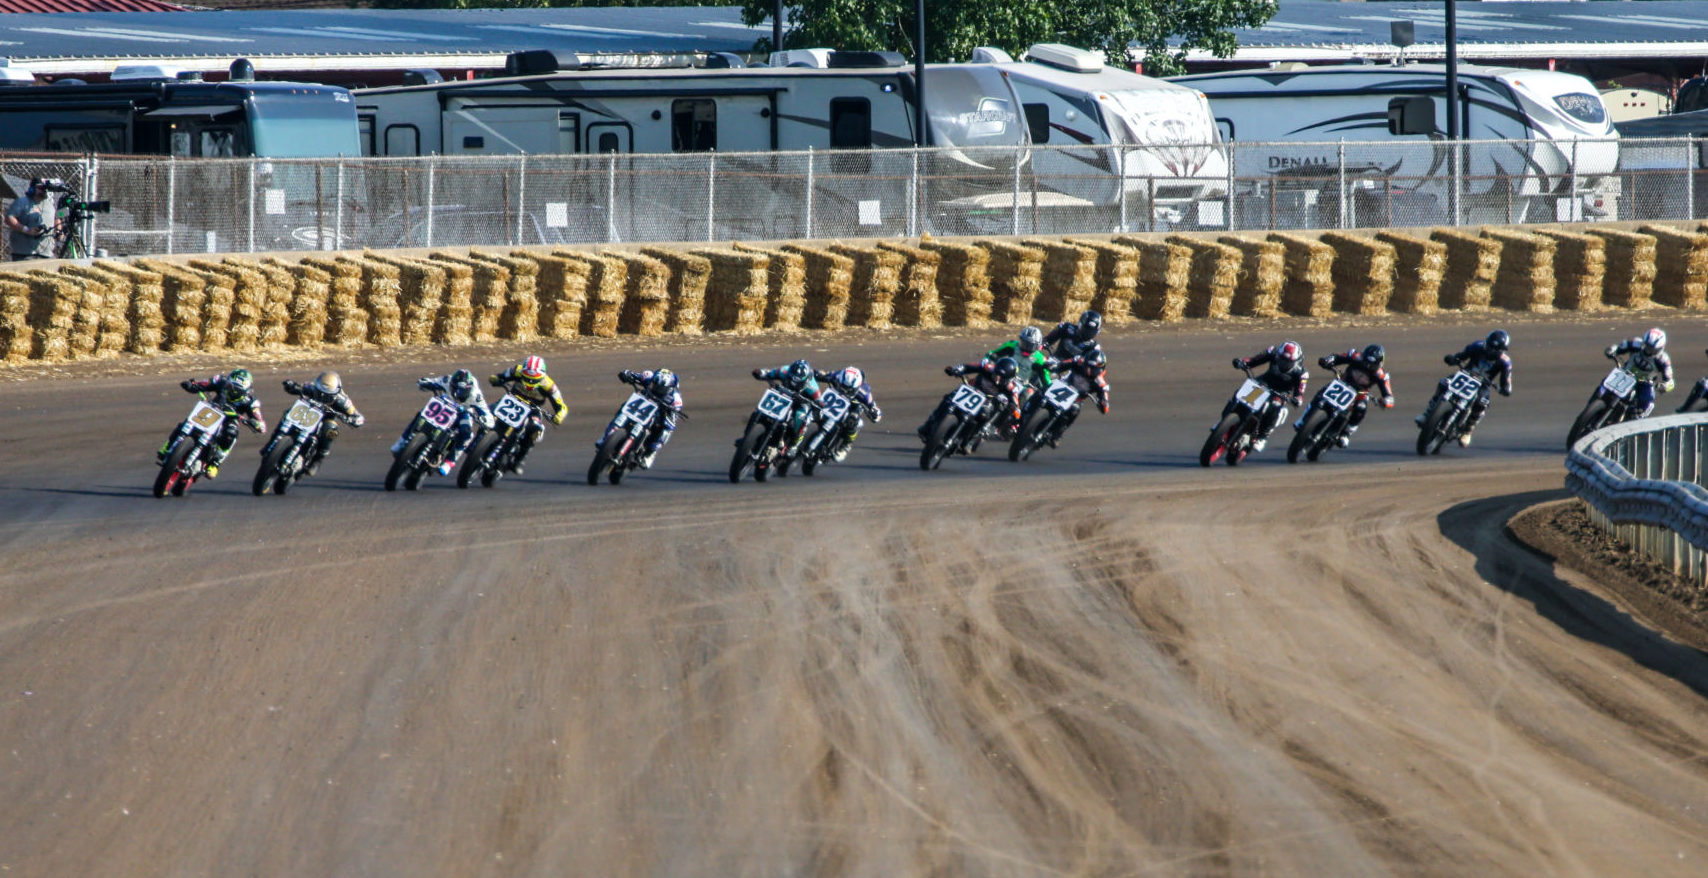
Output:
[
  {"xmin": 384, "ymin": 393, "xmax": 465, "ymax": 491},
  {"xmin": 1009, "ymin": 375, "xmax": 1089, "ymax": 462},
  {"xmin": 458, "ymin": 393, "xmax": 538, "ymax": 489},
  {"xmin": 1200, "ymin": 366, "xmax": 1277, "ymax": 467},
  {"xmin": 792, "ymin": 384, "xmax": 861, "ymax": 476},
  {"xmin": 588, "ymin": 388, "xmax": 677, "ymax": 486},
  {"xmin": 253, "ymin": 396, "xmax": 352, "ymax": 496},
  {"xmin": 1287, "ymin": 364, "xmax": 1362, "ymax": 464},
  {"xmin": 1566, "ymin": 350, "xmax": 1648, "ymax": 448},
  {"xmin": 1416, "ymin": 369, "xmax": 1489, "ymax": 456},
  {"xmin": 729, "ymin": 382, "xmax": 818, "ymax": 483},
  {"xmin": 920, "ymin": 376, "xmax": 1008, "ymax": 471},
  {"xmin": 154, "ymin": 392, "xmax": 259, "ymax": 498}
]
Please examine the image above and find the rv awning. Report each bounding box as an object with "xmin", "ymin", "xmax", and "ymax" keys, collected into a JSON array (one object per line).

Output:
[{"xmin": 140, "ymin": 103, "xmax": 242, "ymax": 118}]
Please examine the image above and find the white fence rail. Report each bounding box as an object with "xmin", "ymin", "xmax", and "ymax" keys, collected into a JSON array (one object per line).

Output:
[{"xmin": 1565, "ymin": 414, "xmax": 1708, "ymax": 584}]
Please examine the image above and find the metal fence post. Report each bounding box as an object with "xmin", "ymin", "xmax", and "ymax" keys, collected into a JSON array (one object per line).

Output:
[
  {"xmin": 606, "ymin": 152, "xmax": 617, "ymax": 243},
  {"xmin": 424, "ymin": 156, "xmax": 436, "ymax": 248},
  {"xmin": 1570, "ymin": 139, "xmax": 1580, "ymax": 221},
  {"xmin": 907, "ymin": 148, "xmax": 919, "ymax": 238},
  {"xmin": 1116, "ymin": 146, "xmax": 1128, "ymax": 233},
  {"xmin": 1225, "ymin": 141, "xmax": 1236, "ymax": 232},
  {"xmin": 1012, "ymin": 143, "xmax": 1022, "ymax": 236},
  {"xmin": 515, "ymin": 155, "xmax": 527, "ymax": 247},
  {"xmin": 84, "ymin": 154, "xmax": 98, "ymax": 255},
  {"xmin": 334, "ymin": 160, "xmax": 345, "ymax": 252},
  {"xmin": 1452, "ymin": 140, "xmax": 1462, "ymax": 226},
  {"xmin": 1337, "ymin": 140, "xmax": 1347, "ymax": 229},
  {"xmin": 805, "ymin": 147, "xmax": 815, "ymax": 239},
  {"xmin": 706, "ymin": 152, "xmax": 716, "ymax": 242},
  {"xmin": 166, "ymin": 157, "xmax": 176, "ymax": 255},
  {"xmin": 1689, "ymin": 136, "xmax": 1697, "ymax": 223},
  {"xmin": 246, "ymin": 160, "xmax": 257, "ymax": 253}
]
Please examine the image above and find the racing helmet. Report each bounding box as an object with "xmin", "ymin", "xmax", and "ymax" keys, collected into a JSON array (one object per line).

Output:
[
  {"xmin": 1275, "ymin": 341, "xmax": 1302, "ymax": 370},
  {"xmin": 835, "ymin": 366, "xmax": 865, "ymax": 391},
  {"xmin": 1485, "ymin": 330, "xmax": 1510, "ymax": 353},
  {"xmin": 521, "ymin": 356, "xmax": 546, "ymax": 380},
  {"xmin": 224, "ymin": 368, "xmax": 253, "ymax": 399},
  {"xmin": 449, "ymin": 369, "xmax": 476, "ymax": 403},
  {"xmin": 1643, "ymin": 327, "xmax": 1667, "ymax": 356},
  {"xmin": 1076, "ymin": 310, "xmax": 1103, "ymax": 343},
  {"xmin": 314, "ymin": 371, "xmax": 342, "ymax": 394},
  {"xmin": 1361, "ymin": 344, "xmax": 1385, "ymax": 367},
  {"xmin": 786, "ymin": 359, "xmax": 812, "ymax": 385},
  {"xmin": 992, "ymin": 356, "xmax": 1019, "ymax": 382},
  {"xmin": 1018, "ymin": 326, "xmax": 1043, "ymax": 355},
  {"xmin": 650, "ymin": 368, "xmax": 678, "ymax": 398},
  {"xmin": 1081, "ymin": 345, "xmax": 1108, "ymax": 370}
]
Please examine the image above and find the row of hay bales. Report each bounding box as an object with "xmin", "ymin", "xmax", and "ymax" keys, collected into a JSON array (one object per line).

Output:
[{"xmin": 4, "ymin": 224, "xmax": 1708, "ymax": 364}]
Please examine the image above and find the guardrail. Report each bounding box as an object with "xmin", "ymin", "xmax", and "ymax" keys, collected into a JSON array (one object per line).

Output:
[{"xmin": 1565, "ymin": 414, "xmax": 1708, "ymax": 583}]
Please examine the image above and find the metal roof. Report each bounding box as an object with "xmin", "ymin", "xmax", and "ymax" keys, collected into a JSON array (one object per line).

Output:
[
  {"xmin": 0, "ymin": 0, "xmax": 185, "ymax": 11},
  {"xmin": 0, "ymin": 5, "xmax": 767, "ymax": 74},
  {"xmin": 1186, "ymin": 0, "xmax": 1708, "ymax": 63}
]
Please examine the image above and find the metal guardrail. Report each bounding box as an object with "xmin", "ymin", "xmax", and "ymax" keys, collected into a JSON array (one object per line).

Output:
[{"xmin": 1565, "ymin": 414, "xmax": 1708, "ymax": 583}]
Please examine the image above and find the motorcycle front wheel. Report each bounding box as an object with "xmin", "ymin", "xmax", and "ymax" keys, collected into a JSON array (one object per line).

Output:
[
  {"xmin": 1567, "ymin": 398, "xmax": 1611, "ymax": 449},
  {"xmin": 1288, "ymin": 409, "xmax": 1328, "ymax": 464},
  {"xmin": 385, "ymin": 434, "xmax": 424, "ymax": 492},
  {"xmin": 1010, "ymin": 406, "xmax": 1054, "ymax": 462},
  {"xmin": 1200, "ymin": 413, "xmax": 1241, "ymax": 467},
  {"xmin": 254, "ymin": 442, "xmax": 290, "ymax": 496},
  {"xmin": 730, "ymin": 422, "xmax": 767, "ymax": 484},
  {"xmin": 921, "ymin": 416, "xmax": 958, "ymax": 471},
  {"xmin": 154, "ymin": 442, "xmax": 193, "ymax": 498}
]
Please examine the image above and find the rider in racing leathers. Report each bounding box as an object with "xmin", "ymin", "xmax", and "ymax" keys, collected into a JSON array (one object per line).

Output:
[
  {"xmin": 1042, "ymin": 343, "xmax": 1110, "ymax": 447},
  {"xmin": 986, "ymin": 325, "xmax": 1054, "ymax": 396},
  {"xmin": 1605, "ymin": 327, "xmax": 1675, "ymax": 420},
  {"xmin": 1043, "ymin": 310, "xmax": 1102, "ymax": 361},
  {"xmin": 161, "ymin": 367, "xmax": 266, "ymax": 479},
  {"xmin": 599, "ymin": 368, "xmax": 684, "ymax": 469},
  {"xmin": 1418, "ymin": 329, "xmax": 1513, "ymax": 447},
  {"xmin": 814, "ymin": 365, "xmax": 883, "ymax": 461},
  {"xmin": 918, "ymin": 356, "xmax": 1024, "ymax": 442},
  {"xmin": 1311, "ymin": 344, "xmax": 1394, "ymax": 446},
  {"xmin": 488, "ymin": 355, "xmax": 568, "ymax": 476},
  {"xmin": 1231, "ymin": 341, "xmax": 1309, "ymax": 453},
  {"xmin": 278, "ymin": 371, "xmax": 365, "ymax": 477},
  {"xmin": 751, "ymin": 359, "xmax": 822, "ymax": 450},
  {"xmin": 1677, "ymin": 347, "xmax": 1708, "ymax": 413},
  {"xmin": 391, "ymin": 368, "xmax": 492, "ymax": 476}
]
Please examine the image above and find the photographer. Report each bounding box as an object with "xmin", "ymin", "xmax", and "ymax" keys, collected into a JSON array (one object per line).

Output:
[{"xmin": 5, "ymin": 178, "xmax": 57, "ymax": 261}]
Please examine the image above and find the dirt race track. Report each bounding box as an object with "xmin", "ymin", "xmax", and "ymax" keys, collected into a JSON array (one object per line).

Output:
[{"xmin": 6, "ymin": 313, "xmax": 1708, "ymax": 876}]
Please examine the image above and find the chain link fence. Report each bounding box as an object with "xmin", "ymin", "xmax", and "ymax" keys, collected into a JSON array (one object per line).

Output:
[{"xmin": 3, "ymin": 137, "xmax": 1703, "ymax": 259}]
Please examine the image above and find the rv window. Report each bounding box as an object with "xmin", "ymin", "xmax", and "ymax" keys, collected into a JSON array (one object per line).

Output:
[
  {"xmin": 44, "ymin": 125, "xmax": 125, "ymax": 154},
  {"xmin": 598, "ymin": 132, "xmax": 620, "ymax": 153},
  {"xmin": 1552, "ymin": 93, "xmax": 1607, "ymax": 125},
  {"xmin": 463, "ymin": 135, "xmax": 485, "ymax": 150},
  {"xmin": 1024, "ymin": 103, "xmax": 1050, "ymax": 144},
  {"xmin": 1387, "ymin": 97, "xmax": 1435, "ymax": 136},
  {"xmin": 385, "ymin": 124, "xmax": 420, "ymax": 156},
  {"xmin": 201, "ymin": 127, "xmax": 237, "ymax": 157},
  {"xmin": 829, "ymin": 98, "xmax": 872, "ymax": 148},
  {"xmin": 170, "ymin": 130, "xmax": 192, "ymax": 158},
  {"xmin": 672, "ymin": 99, "xmax": 716, "ymax": 152},
  {"xmin": 359, "ymin": 114, "xmax": 375, "ymax": 157}
]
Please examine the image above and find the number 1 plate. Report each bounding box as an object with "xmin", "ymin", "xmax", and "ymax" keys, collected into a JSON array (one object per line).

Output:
[{"xmin": 1236, "ymin": 379, "xmax": 1271, "ymax": 409}]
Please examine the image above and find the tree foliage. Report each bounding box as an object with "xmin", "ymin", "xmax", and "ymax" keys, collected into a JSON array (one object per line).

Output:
[{"xmin": 738, "ymin": 0, "xmax": 1277, "ymax": 75}]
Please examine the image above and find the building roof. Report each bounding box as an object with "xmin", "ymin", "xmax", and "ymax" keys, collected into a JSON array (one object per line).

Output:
[
  {"xmin": 0, "ymin": 0, "xmax": 185, "ymax": 11},
  {"xmin": 1184, "ymin": 0, "xmax": 1708, "ymax": 63}
]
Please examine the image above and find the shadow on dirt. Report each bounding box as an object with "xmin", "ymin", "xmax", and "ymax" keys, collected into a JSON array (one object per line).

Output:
[{"xmin": 1439, "ymin": 488, "xmax": 1708, "ymax": 700}]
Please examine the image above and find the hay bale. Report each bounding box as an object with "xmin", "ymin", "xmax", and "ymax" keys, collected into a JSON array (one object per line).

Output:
[
  {"xmin": 1068, "ymin": 239, "xmax": 1140, "ymax": 324},
  {"xmin": 982, "ymin": 240, "xmax": 1046, "ymax": 325},
  {"xmin": 736, "ymin": 243, "xmax": 808, "ymax": 330},
  {"xmin": 691, "ymin": 248, "xmax": 769, "ymax": 333},
  {"xmin": 343, "ymin": 255, "xmax": 404, "ymax": 346},
  {"xmin": 139, "ymin": 259, "xmax": 209, "ymax": 352},
  {"xmin": 1318, "ymin": 232, "xmax": 1396, "ymax": 315},
  {"xmin": 1642, "ymin": 224, "xmax": 1708, "ymax": 309},
  {"xmin": 1025, "ymin": 239, "xmax": 1097, "ymax": 324},
  {"xmin": 552, "ymin": 251, "xmax": 626, "ymax": 338},
  {"xmin": 640, "ymin": 247, "xmax": 710, "ymax": 335},
  {"xmin": 424, "ymin": 257, "xmax": 474, "ymax": 345},
  {"xmin": 21, "ymin": 271, "xmax": 80, "ymax": 361},
  {"xmin": 1374, "ymin": 231, "xmax": 1447, "ymax": 315},
  {"xmin": 60, "ymin": 264, "xmax": 130, "ymax": 358},
  {"xmin": 1115, "ymin": 236, "xmax": 1191, "ymax": 322},
  {"xmin": 1429, "ymin": 229, "xmax": 1500, "ymax": 311},
  {"xmin": 920, "ymin": 238, "xmax": 993, "ymax": 327},
  {"xmin": 430, "ymin": 253, "xmax": 505, "ymax": 343},
  {"xmin": 1481, "ymin": 228, "xmax": 1556, "ymax": 312},
  {"xmin": 191, "ymin": 259, "xmax": 268, "ymax": 352},
  {"xmin": 167, "ymin": 262, "xmax": 235, "ymax": 352},
  {"xmin": 877, "ymin": 241, "xmax": 942, "ymax": 328},
  {"xmin": 829, "ymin": 244, "xmax": 903, "ymax": 330},
  {"xmin": 1585, "ymin": 228, "xmax": 1656, "ymax": 308},
  {"xmin": 229, "ymin": 257, "xmax": 293, "ymax": 348},
  {"xmin": 472, "ymin": 250, "xmax": 540, "ymax": 342},
  {"xmin": 1166, "ymin": 235, "xmax": 1240, "ymax": 319},
  {"xmin": 0, "ymin": 278, "xmax": 30, "ymax": 363},
  {"xmin": 97, "ymin": 260, "xmax": 165, "ymax": 354},
  {"xmin": 1264, "ymin": 233, "xmax": 1334, "ymax": 317},
  {"xmin": 300, "ymin": 257, "xmax": 365, "ymax": 346},
  {"xmin": 1213, "ymin": 236, "xmax": 1284, "ymax": 318},
  {"xmin": 606, "ymin": 250, "xmax": 671, "ymax": 337},
  {"xmin": 1534, "ymin": 229, "xmax": 1606, "ymax": 311},
  {"xmin": 368, "ymin": 253, "xmax": 446, "ymax": 346},
  {"xmin": 781, "ymin": 243, "xmax": 853, "ymax": 330},
  {"xmin": 264, "ymin": 257, "xmax": 328, "ymax": 348},
  {"xmin": 520, "ymin": 250, "xmax": 590, "ymax": 339}
]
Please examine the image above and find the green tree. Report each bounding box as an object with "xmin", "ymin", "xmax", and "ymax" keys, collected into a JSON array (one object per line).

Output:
[{"xmin": 739, "ymin": 0, "xmax": 1276, "ymax": 75}]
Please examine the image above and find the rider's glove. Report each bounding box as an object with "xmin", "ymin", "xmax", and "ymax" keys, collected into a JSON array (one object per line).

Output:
[
  {"xmin": 1231, "ymin": 358, "xmax": 1245, "ymax": 370},
  {"xmin": 945, "ymin": 365, "xmax": 963, "ymax": 377},
  {"xmin": 619, "ymin": 370, "xmax": 634, "ymax": 382},
  {"xmin": 180, "ymin": 379, "xmax": 195, "ymax": 392},
  {"xmin": 1443, "ymin": 355, "xmax": 1457, "ymax": 366},
  {"xmin": 350, "ymin": 412, "xmax": 365, "ymax": 428},
  {"xmin": 250, "ymin": 418, "xmax": 266, "ymax": 434},
  {"xmin": 868, "ymin": 404, "xmax": 883, "ymax": 422},
  {"xmin": 282, "ymin": 379, "xmax": 299, "ymax": 393},
  {"xmin": 1381, "ymin": 396, "xmax": 1395, "ymax": 409},
  {"xmin": 1664, "ymin": 379, "xmax": 1677, "ymax": 393},
  {"xmin": 1605, "ymin": 345, "xmax": 1619, "ymax": 359},
  {"xmin": 488, "ymin": 375, "xmax": 503, "ymax": 387},
  {"xmin": 1097, "ymin": 399, "xmax": 1109, "ymax": 415},
  {"xmin": 1287, "ymin": 394, "xmax": 1303, "ymax": 407},
  {"xmin": 1500, "ymin": 387, "xmax": 1512, "ymax": 397},
  {"xmin": 1318, "ymin": 356, "xmax": 1334, "ymax": 368},
  {"xmin": 417, "ymin": 377, "xmax": 434, "ymax": 390},
  {"xmin": 751, "ymin": 368, "xmax": 764, "ymax": 380},
  {"xmin": 552, "ymin": 408, "xmax": 567, "ymax": 425}
]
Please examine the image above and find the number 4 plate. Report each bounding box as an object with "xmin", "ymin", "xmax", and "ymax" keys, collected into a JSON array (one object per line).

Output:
[{"xmin": 1043, "ymin": 380, "xmax": 1078, "ymax": 411}]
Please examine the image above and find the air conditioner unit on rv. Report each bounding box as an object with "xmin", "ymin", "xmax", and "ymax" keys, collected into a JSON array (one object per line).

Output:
[
  {"xmin": 0, "ymin": 59, "xmax": 32, "ymax": 85},
  {"xmin": 970, "ymin": 47, "xmax": 1015, "ymax": 64},
  {"xmin": 769, "ymin": 48, "xmax": 834, "ymax": 69},
  {"xmin": 111, "ymin": 63, "xmax": 184, "ymax": 82},
  {"xmin": 1025, "ymin": 44, "xmax": 1104, "ymax": 73}
]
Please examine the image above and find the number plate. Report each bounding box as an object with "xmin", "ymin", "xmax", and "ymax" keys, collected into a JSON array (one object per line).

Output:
[
  {"xmin": 419, "ymin": 395, "xmax": 460, "ymax": 430},
  {"xmin": 492, "ymin": 394, "xmax": 531, "ymax": 429},
  {"xmin": 284, "ymin": 399, "xmax": 324, "ymax": 431},
  {"xmin": 756, "ymin": 387, "xmax": 794, "ymax": 419},
  {"xmin": 185, "ymin": 401, "xmax": 225, "ymax": 434},
  {"xmin": 950, "ymin": 385, "xmax": 987, "ymax": 417},
  {"xmin": 1236, "ymin": 379, "xmax": 1272, "ymax": 410},
  {"xmin": 1602, "ymin": 368, "xmax": 1638, "ymax": 398},
  {"xmin": 1444, "ymin": 370, "xmax": 1482, "ymax": 401},
  {"xmin": 1319, "ymin": 379, "xmax": 1356, "ymax": 412},
  {"xmin": 818, "ymin": 388, "xmax": 851, "ymax": 423},
  {"xmin": 1042, "ymin": 380, "xmax": 1079, "ymax": 411},
  {"xmin": 618, "ymin": 392, "xmax": 659, "ymax": 427}
]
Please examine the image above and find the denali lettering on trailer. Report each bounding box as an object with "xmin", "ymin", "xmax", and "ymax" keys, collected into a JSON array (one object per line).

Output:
[{"xmin": 1268, "ymin": 156, "xmax": 1333, "ymax": 170}]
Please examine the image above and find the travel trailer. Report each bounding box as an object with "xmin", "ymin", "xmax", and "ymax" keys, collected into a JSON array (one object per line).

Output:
[
  {"xmin": 973, "ymin": 43, "xmax": 1228, "ymax": 228},
  {"xmin": 1170, "ymin": 62, "xmax": 1620, "ymax": 226}
]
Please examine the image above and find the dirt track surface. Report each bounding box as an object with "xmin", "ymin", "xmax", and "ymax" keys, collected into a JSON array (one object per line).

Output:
[{"xmin": 7, "ymin": 314, "xmax": 1708, "ymax": 876}]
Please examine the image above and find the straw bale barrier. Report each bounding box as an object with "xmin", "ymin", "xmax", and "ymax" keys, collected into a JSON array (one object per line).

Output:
[
  {"xmin": 1321, "ymin": 232, "xmax": 1395, "ymax": 315},
  {"xmin": 94, "ymin": 261, "xmax": 165, "ymax": 355},
  {"xmin": 831, "ymin": 243, "xmax": 902, "ymax": 330},
  {"xmin": 607, "ymin": 250, "xmax": 671, "ymax": 337},
  {"xmin": 1265, "ymin": 233, "xmax": 1334, "ymax": 317},
  {"xmin": 190, "ymin": 259, "xmax": 268, "ymax": 352},
  {"xmin": 514, "ymin": 250, "xmax": 587, "ymax": 339},
  {"xmin": 429, "ymin": 253, "xmax": 506, "ymax": 343},
  {"xmin": 344, "ymin": 255, "xmax": 404, "ymax": 347},
  {"xmin": 302, "ymin": 256, "xmax": 366, "ymax": 346},
  {"xmin": 0, "ymin": 278, "xmax": 29, "ymax": 363},
  {"xmin": 1216, "ymin": 236, "xmax": 1284, "ymax": 318},
  {"xmin": 1585, "ymin": 228, "xmax": 1656, "ymax": 308},
  {"xmin": 920, "ymin": 238, "xmax": 992, "ymax": 327},
  {"xmin": 1374, "ymin": 231, "xmax": 1446, "ymax": 315},
  {"xmin": 227, "ymin": 258, "xmax": 293, "ymax": 348},
  {"xmin": 424, "ymin": 257, "xmax": 474, "ymax": 345},
  {"xmin": 1067, "ymin": 239, "xmax": 1139, "ymax": 323},
  {"xmin": 1534, "ymin": 229, "xmax": 1605, "ymax": 311},
  {"xmin": 1642, "ymin": 224, "xmax": 1708, "ymax": 309},
  {"xmin": 172, "ymin": 262, "xmax": 235, "ymax": 352},
  {"xmin": 368, "ymin": 254, "xmax": 447, "ymax": 345},
  {"xmin": 782, "ymin": 243, "xmax": 852, "ymax": 330},
  {"xmin": 1115, "ymin": 236, "xmax": 1191, "ymax": 322},
  {"xmin": 877, "ymin": 241, "xmax": 942, "ymax": 328},
  {"xmin": 983, "ymin": 240, "xmax": 1046, "ymax": 324},
  {"xmin": 692, "ymin": 248, "xmax": 769, "ymax": 333},
  {"xmin": 1157, "ymin": 236, "xmax": 1234, "ymax": 319},
  {"xmin": 551, "ymin": 251, "xmax": 627, "ymax": 338},
  {"xmin": 472, "ymin": 251, "xmax": 540, "ymax": 342},
  {"xmin": 736, "ymin": 243, "xmax": 808, "ymax": 330},
  {"xmin": 1025, "ymin": 239, "xmax": 1097, "ymax": 324},
  {"xmin": 640, "ymin": 247, "xmax": 709, "ymax": 335},
  {"xmin": 1481, "ymin": 228, "xmax": 1556, "ymax": 312},
  {"xmin": 60, "ymin": 263, "xmax": 130, "ymax": 358},
  {"xmin": 140, "ymin": 259, "xmax": 209, "ymax": 352},
  {"xmin": 1430, "ymin": 229, "xmax": 1499, "ymax": 311},
  {"xmin": 21, "ymin": 271, "xmax": 79, "ymax": 361}
]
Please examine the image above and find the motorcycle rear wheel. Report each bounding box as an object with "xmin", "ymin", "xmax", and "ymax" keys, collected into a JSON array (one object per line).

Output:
[
  {"xmin": 1200, "ymin": 413, "xmax": 1240, "ymax": 467},
  {"xmin": 730, "ymin": 422, "xmax": 766, "ymax": 484}
]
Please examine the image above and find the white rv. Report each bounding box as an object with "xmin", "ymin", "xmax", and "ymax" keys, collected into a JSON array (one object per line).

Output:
[
  {"xmin": 974, "ymin": 43, "xmax": 1227, "ymax": 228},
  {"xmin": 1170, "ymin": 62, "xmax": 1620, "ymax": 226}
]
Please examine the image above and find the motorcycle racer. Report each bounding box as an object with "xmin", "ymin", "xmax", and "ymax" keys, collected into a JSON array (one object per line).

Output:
[
  {"xmin": 601, "ymin": 368, "xmax": 684, "ymax": 469},
  {"xmin": 751, "ymin": 359, "xmax": 822, "ymax": 450},
  {"xmin": 814, "ymin": 365, "xmax": 884, "ymax": 462},
  {"xmin": 1231, "ymin": 342, "xmax": 1308, "ymax": 453},
  {"xmin": 918, "ymin": 356, "xmax": 1023, "ymax": 442},
  {"xmin": 1677, "ymin": 348, "xmax": 1708, "ymax": 413},
  {"xmin": 1042, "ymin": 343, "xmax": 1110, "ymax": 446},
  {"xmin": 489, "ymin": 355, "xmax": 568, "ymax": 476},
  {"xmin": 1605, "ymin": 328, "xmax": 1675, "ymax": 419},
  {"xmin": 985, "ymin": 326, "xmax": 1053, "ymax": 391},
  {"xmin": 159, "ymin": 368, "xmax": 265, "ymax": 479},
  {"xmin": 1418, "ymin": 329, "xmax": 1513, "ymax": 447},
  {"xmin": 391, "ymin": 368, "xmax": 492, "ymax": 476},
  {"xmin": 1043, "ymin": 310, "xmax": 1102, "ymax": 360},
  {"xmin": 1311, "ymin": 344, "xmax": 1394, "ymax": 447},
  {"xmin": 279, "ymin": 371, "xmax": 365, "ymax": 477}
]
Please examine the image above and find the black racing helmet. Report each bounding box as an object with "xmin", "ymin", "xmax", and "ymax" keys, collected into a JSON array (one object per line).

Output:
[
  {"xmin": 1076, "ymin": 309, "xmax": 1102, "ymax": 343},
  {"xmin": 449, "ymin": 368, "xmax": 476, "ymax": 402},
  {"xmin": 1362, "ymin": 344, "xmax": 1385, "ymax": 366},
  {"xmin": 992, "ymin": 356, "xmax": 1019, "ymax": 381},
  {"xmin": 1485, "ymin": 329, "xmax": 1510, "ymax": 353}
]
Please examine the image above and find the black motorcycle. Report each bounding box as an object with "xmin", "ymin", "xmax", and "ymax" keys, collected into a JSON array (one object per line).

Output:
[
  {"xmin": 921, "ymin": 376, "xmax": 1008, "ymax": 471},
  {"xmin": 1009, "ymin": 376, "xmax": 1090, "ymax": 462},
  {"xmin": 1200, "ymin": 367, "xmax": 1276, "ymax": 467},
  {"xmin": 1287, "ymin": 364, "xmax": 1361, "ymax": 464},
  {"xmin": 254, "ymin": 396, "xmax": 354, "ymax": 495},
  {"xmin": 589, "ymin": 389, "xmax": 678, "ymax": 485},
  {"xmin": 385, "ymin": 393, "xmax": 465, "ymax": 491},
  {"xmin": 1415, "ymin": 369, "xmax": 1490, "ymax": 456},
  {"xmin": 729, "ymin": 382, "xmax": 817, "ymax": 483},
  {"xmin": 1566, "ymin": 351, "xmax": 1647, "ymax": 448},
  {"xmin": 458, "ymin": 393, "xmax": 539, "ymax": 489}
]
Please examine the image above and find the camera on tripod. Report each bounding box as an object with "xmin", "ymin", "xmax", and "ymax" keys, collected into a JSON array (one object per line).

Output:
[{"xmin": 38, "ymin": 179, "xmax": 112, "ymax": 219}]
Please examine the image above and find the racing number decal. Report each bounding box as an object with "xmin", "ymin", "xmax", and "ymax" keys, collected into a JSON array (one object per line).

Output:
[
  {"xmin": 1320, "ymin": 381, "xmax": 1356, "ymax": 410},
  {"xmin": 950, "ymin": 385, "xmax": 986, "ymax": 416},
  {"xmin": 285, "ymin": 400, "xmax": 323, "ymax": 429},
  {"xmin": 757, "ymin": 388, "xmax": 793, "ymax": 419},
  {"xmin": 623, "ymin": 394, "xmax": 659, "ymax": 423},
  {"xmin": 1446, "ymin": 371, "xmax": 1482, "ymax": 400},
  {"xmin": 421, "ymin": 397, "xmax": 459, "ymax": 429},
  {"xmin": 493, "ymin": 395, "xmax": 530, "ymax": 428},
  {"xmin": 188, "ymin": 404, "xmax": 224, "ymax": 430},
  {"xmin": 819, "ymin": 389, "xmax": 851, "ymax": 422},
  {"xmin": 1045, "ymin": 382, "xmax": 1078, "ymax": 409}
]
